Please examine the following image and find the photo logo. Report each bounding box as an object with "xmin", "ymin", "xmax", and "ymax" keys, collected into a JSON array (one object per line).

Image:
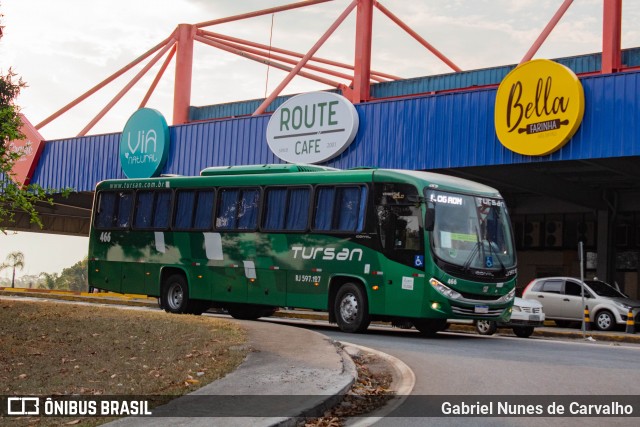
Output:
[{"xmin": 7, "ymin": 397, "xmax": 40, "ymax": 415}]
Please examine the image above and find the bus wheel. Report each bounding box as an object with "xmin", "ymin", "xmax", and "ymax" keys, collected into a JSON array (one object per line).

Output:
[
  {"xmin": 334, "ymin": 283, "xmax": 370, "ymax": 333},
  {"xmin": 413, "ymin": 319, "xmax": 447, "ymax": 337},
  {"xmin": 162, "ymin": 274, "xmax": 189, "ymax": 314}
]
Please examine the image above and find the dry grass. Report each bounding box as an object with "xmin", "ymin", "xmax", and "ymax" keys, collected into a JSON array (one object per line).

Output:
[{"xmin": 0, "ymin": 299, "xmax": 247, "ymax": 426}]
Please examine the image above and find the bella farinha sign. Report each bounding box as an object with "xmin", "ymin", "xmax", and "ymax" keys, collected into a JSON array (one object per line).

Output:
[
  {"xmin": 120, "ymin": 108, "xmax": 170, "ymax": 178},
  {"xmin": 494, "ymin": 59, "xmax": 585, "ymax": 156},
  {"xmin": 266, "ymin": 92, "xmax": 359, "ymax": 164}
]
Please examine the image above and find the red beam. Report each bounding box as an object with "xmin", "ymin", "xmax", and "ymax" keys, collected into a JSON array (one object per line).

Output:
[
  {"xmin": 78, "ymin": 38, "xmax": 177, "ymax": 136},
  {"xmin": 196, "ymin": 0, "xmax": 333, "ymax": 28},
  {"xmin": 520, "ymin": 0, "xmax": 573, "ymax": 64},
  {"xmin": 352, "ymin": 0, "xmax": 374, "ymax": 103},
  {"xmin": 140, "ymin": 44, "xmax": 176, "ymax": 109},
  {"xmin": 602, "ymin": 0, "xmax": 622, "ymax": 73},
  {"xmin": 199, "ymin": 30, "xmax": 400, "ymax": 81},
  {"xmin": 173, "ymin": 24, "xmax": 196, "ymax": 125},
  {"xmin": 254, "ymin": 0, "xmax": 358, "ymax": 115},
  {"xmin": 375, "ymin": 1, "xmax": 462, "ymax": 73},
  {"xmin": 36, "ymin": 35, "xmax": 174, "ymax": 130},
  {"xmin": 195, "ymin": 35, "xmax": 346, "ymax": 89},
  {"xmin": 199, "ymin": 33, "xmax": 356, "ymax": 82}
]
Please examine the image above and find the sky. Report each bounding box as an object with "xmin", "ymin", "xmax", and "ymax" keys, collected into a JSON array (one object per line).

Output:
[{"xmin": 1, "ymin": 0, "xmax": 640, "ymax": 279}]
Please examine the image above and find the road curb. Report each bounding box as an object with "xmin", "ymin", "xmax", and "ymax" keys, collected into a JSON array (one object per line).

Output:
[{"xmin": 340, "ymin": 342, "xmax": 415, "ymax": 427}]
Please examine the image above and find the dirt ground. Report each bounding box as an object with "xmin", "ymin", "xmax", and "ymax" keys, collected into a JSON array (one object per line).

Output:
[{"xmin": 0, "ymin": 299, "xmax": 247, "ymax": 426}]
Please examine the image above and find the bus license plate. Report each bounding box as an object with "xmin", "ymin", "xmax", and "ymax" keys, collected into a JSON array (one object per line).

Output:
[{"xmin": 474, "ymin": 305, "xmax": 489, "ymax": 314}]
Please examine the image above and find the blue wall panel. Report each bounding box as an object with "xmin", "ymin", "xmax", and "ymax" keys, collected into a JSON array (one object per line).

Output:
[{"xmin": 32, "ymin": 69, "xmax": 640, "ymax": 192}]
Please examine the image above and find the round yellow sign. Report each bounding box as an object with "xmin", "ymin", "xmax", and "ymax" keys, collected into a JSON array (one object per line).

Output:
[{"xmin": 494, "ymin": 59, "xmax": 585, "ymax": 156}]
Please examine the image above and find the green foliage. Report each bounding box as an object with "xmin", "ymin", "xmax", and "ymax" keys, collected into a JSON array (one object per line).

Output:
[
  {"xmin": 0, "ymin": 250, "xmax": 25, "ymax": 287},
  {"xmin": 36, "ymin": 258, "xmax": 88, "ymax": 291}
]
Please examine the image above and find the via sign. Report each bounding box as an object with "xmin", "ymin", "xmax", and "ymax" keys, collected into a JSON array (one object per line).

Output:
[
  {"xmin": 266, "ymin": 92, "xmax": 359, "ymax": 164},
  {"xmin": 120, "ymin": 108, "xmax": 170, "ymax": 178},
  {"xmin": 494, "ymin": 59, "xmax": 585, "ymax": 156}
]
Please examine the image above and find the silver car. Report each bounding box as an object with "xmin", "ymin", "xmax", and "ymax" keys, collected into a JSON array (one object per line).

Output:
[{"xmin": 522, "ymin": 277, "xmax": 640, "ymax": 331}]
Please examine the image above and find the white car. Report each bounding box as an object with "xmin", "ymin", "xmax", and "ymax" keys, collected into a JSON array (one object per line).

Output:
[
  {"xmin": 475, "ymin": 297, "xmax": 545, "ymax": 338},
  {"xmin": 522, "ymin": 277, "xmax": 640, "ymax": 331}
]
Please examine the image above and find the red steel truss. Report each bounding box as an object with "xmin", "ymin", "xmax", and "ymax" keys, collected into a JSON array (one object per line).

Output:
[{"xmin": 33, "ymin": 0, "xmax": 626, "ymax": 136}]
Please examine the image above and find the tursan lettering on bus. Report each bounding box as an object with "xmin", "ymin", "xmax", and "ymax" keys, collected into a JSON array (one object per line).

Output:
[{"xmin": 291, "ymin": 246, "xmax": 363, "ymax": 261}]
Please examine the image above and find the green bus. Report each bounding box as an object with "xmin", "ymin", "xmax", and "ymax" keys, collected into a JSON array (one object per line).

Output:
[{"xmin": 88, "ymin": 164, "xmax": 517, "ymax": 335}]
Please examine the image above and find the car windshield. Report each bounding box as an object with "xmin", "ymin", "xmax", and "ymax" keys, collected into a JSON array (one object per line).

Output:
[
  {"xmin": 584, "ymin": 280, "xmax": 627, "ymax": 298},
  {"xmin": 427, "ymin": 190, "xmax": 516, "ymax": 271}
]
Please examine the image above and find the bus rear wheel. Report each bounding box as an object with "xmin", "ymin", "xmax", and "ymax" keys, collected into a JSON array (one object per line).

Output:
[
  {"xmin": 162, "ymin": 274, "xmax": 190, "ymax": 314},
  {"xmin": 334, "ymin": 283, "xmax": 370, "ymax": 333}
]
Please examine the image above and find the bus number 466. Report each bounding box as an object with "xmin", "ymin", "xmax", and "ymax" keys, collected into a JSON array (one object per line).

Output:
[{"xmin": 99, "ymin": 232, "xmax": 112, "ymax": 243}]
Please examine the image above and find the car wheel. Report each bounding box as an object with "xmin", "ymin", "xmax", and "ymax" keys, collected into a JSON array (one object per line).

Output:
[
  {"xmin": 513, "ymin": 326, "xmax": 534, "ymax": 338},
  {"xmin": 594, "ymin": 310, "xmax": 616, "ymax": 331},
  {"xmin": 475, "ymin": 320, "xmax": 497, "ymax": 335},
  {"xmin": 334, "ymin": 283, "xmax": 370, "ymax": 333}
]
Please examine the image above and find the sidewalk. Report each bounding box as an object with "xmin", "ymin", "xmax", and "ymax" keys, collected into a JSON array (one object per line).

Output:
[{"xmin": 0, "ymin": 288, "xmax": 414, "ymax": 426}]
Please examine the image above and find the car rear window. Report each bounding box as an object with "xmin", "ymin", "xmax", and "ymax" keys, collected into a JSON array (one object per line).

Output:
[{"xmin": 541, "ymin": 280, "xmax": 563, "ymax": 293}]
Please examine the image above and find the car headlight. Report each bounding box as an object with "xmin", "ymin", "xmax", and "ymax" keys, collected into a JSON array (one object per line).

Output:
[
  {"xmin": 512, "ymin": 305, "xmax": 522, "ymax": 312},
  {"xmin": 613, "ymin": 301, "xmax": 631, "ymax": 311},
  {"xmin": 497, "ymin": 288, "xmax": 515, "ymax": 303},
  {"xmin": 429, "ymin": 278, "xmax": 462, "ymax": 300}
]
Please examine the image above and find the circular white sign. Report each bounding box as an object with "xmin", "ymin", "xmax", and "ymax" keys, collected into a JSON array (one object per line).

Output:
[{"xmin": 266, "ymin": 92, "xmax": 359, "ymax": 164}]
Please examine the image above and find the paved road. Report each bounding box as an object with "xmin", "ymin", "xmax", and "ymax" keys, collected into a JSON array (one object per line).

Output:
[{"xmin": 265, "ymin": 318, "xmax": 640, "ymax": 427}]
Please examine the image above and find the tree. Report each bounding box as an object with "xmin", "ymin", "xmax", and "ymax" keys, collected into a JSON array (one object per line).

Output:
[
  {"xmin": 1, "ymin": 11, "xmax": 59, "ymax": 233},
  {"xmin": 39, "ymin": 271, "xmax": 60, "ymax": 290},
  {"xmin": 58, "ymin": 258, "xmax": 88, "ymax": 292},
  {"xmin": 0, "ymin": 250, "xmax": 25, "ymax": 288}
]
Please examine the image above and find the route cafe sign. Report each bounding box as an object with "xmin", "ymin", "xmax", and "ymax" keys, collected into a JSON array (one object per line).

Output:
[
  {"xmin": 494, "ymin": 59, "xmax": 585, "ymax": 156},
  {"xmin": 266, "ymin": 92, "xmax": 359, "ymax": 164}
]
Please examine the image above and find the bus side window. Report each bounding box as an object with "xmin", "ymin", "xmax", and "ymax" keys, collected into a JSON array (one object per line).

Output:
[
  {"xmin": 216, "ymin": 188, "xmax": 260, "ymax": 230},
  {"xmin": 174, "ymin": 190, "xmax": 197, "ymax": 230},
  {"xmin": 313, "ymin": 185, "xmax": 367, "ymax": 232},
  {"xmin": 134, "ymin": 190, "xmax": 173, "ymax": 230},
  {"xmin": 174, "ymin": 190, "xmax": 214, "ymax": 230},
  {"xmin": 95, "ymin": 192, "xmax": 117, "ymax": 229},
  {"xmin": 116, "ymin": 192, "xmax": 133, "ymax": 228},
  {"xmin": 263, "ymin": 187, "xmax": 310, "ymax": 231}
]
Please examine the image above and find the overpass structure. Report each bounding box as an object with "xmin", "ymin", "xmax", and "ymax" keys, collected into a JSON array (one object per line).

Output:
[{"xmin": 6, "ymin": 0, "xmax": 640, "ymax": 295}]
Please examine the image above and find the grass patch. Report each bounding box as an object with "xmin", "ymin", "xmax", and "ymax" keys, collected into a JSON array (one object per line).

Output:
[{"xmin": 0, "ymin": 299, "xmax": 247, "ymax": 426}]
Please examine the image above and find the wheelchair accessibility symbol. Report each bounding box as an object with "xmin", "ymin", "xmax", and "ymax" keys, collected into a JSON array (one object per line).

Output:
[
  {"xmin": 414, "ymin": 255, "xmax": 424, "ymax": 268},
  {"xmin": 485, "ymin": 256, "xmax": 494, "ymax": 268}
]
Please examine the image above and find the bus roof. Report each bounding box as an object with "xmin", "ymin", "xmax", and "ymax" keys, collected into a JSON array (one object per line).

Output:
[{"xmin": 95, "ymin": 165, "xmax": 502, "ymax": 198}]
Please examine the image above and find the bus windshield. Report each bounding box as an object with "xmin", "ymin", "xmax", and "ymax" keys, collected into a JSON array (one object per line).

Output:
[{"xmin": 427, "ymin": 190, "xmax": 516, "ymax": 273}]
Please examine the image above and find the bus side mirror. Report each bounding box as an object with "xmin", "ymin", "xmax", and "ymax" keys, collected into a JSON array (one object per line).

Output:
[{"xmin": 425, "ymin": 207, "xmax": 435, "ymax": 231}]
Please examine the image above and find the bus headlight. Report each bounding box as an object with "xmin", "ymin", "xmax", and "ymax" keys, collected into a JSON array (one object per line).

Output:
[
  {"xmin": 497, "ymin": 288, "xmax": 515, "ymax": 303},
  {"xmin": 429, "ymin": 278, "xmax": 462, "ymax": 300}
]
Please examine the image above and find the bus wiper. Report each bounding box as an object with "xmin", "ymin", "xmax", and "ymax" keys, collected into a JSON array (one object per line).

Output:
[{"xmin": 462, "ymin": 227, "xmax": 483, "ymax": 272}]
